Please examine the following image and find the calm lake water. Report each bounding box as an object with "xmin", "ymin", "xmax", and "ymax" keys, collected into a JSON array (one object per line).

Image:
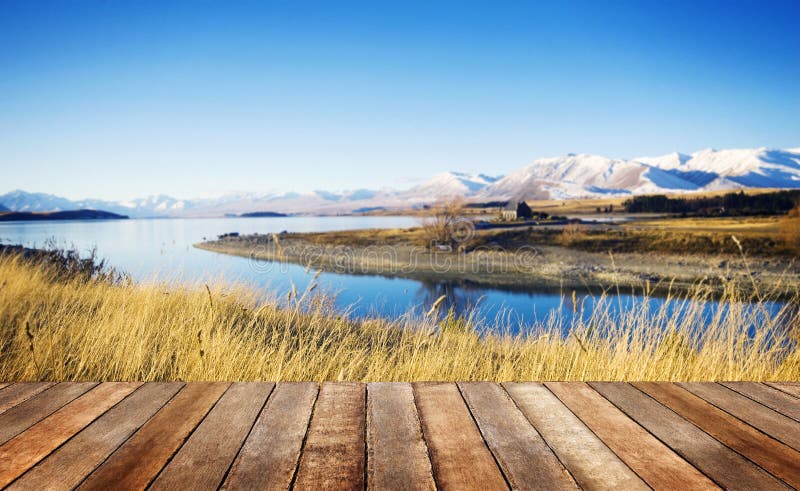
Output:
[{"xmin": 0, "ymin": 216, "xmax": 786, "ymax": 333}]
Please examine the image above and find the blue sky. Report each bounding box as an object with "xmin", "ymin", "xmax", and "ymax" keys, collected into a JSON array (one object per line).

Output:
[{"xmin": 1, "ymin": 0, "xmax": 799, "ymax": 200}]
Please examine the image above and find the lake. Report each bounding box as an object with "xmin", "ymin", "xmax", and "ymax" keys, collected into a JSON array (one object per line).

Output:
[{"xmin": 0, "ymin": 216, "xmax": 785, "ymax": 333}]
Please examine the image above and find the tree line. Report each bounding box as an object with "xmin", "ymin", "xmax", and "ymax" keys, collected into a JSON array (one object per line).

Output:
[{"xmin": 623, "ymin": 190, "xmax": 800, "ymax": 216}]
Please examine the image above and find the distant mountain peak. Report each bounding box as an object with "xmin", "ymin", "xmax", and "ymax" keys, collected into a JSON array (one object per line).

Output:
[{"xmin": 3, "ymin": 146, "xmax": 799, "ymax": 216}]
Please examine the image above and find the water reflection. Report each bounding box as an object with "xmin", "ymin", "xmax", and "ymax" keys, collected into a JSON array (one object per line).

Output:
[{"xmin": 0, "ymin": 216, "xmax": 790, "ymax": 334}]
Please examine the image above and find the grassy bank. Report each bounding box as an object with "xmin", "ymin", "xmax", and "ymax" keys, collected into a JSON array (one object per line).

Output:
[
  {"xmin": 198, "ymin": 221, "xmax": 799, "ymax": 297},
  {"xmin": 1, "ymin": 250, "xmax": 798, "ymax": 381}
]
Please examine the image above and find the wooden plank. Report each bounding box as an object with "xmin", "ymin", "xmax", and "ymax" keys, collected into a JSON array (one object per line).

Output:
[
  {"xmin": 413, "ymin": 383, "xmax": 508, "ymax": 491},
  {"xmin": 151, "ymin": 382, "xmax": 274, "ymax": 490},
  {"xmin": 635, "ymin": 382, "xmax": 800, "ymax": 488},
  {"xmin": 0, "ymin": 382, "xmax": 97, "ymax": 445},
  {"xmin": 222, "ymin": 382, "xmax": 318, "ymax": 490},
  {"xmin": 366, "ymin": 382, "xmax": 435, "ymax": 491},
  {"xmin": 8, "ymin": 382, "xmax": 183, "ymax": 491},
  {"xmin": 722, "ymin": 382, "xmax": 800, "ymax": 423},
  {"xmin": 0, "ymin": 382, "xmax": 140, "ymax": 488},
  {"xmin": 591, "ymin": 382, "xmax": 787, "ymax": 490},
  {"xmin": 0, "ymin": 383, "xmax": 10, "ymax": 390},
  {"xmin": 77, "ymin": 382, "xmax": 230, "ymax": 491},
  {"xmin": 294, "ymin": 382, "xmax": 366, "ymax": 490},
  {"xmin": 680, "ymin": 382, "xmax": 800, "ymax": 452},
  {"xmin": 504, "ymin": 382, "xmax": 650, "ymax": 490},
  {"xmin": 459, "ymin": 382, "xmax": 577, "ymax": 490},
  {"xmin": 767, "ymin": 382, "xmax": 800, "ymax": 399},
  {"xmin": 545, "ymin": 382, "xmax": 717, "ymax": 489},
  {"xmin": 0, "ymin": 383, "xmax": 55, "ymax": 415}
]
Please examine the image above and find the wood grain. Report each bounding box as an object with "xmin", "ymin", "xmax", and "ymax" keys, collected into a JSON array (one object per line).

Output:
[
  {"xmin": 546, "ymin": 382, "xmax": 717, "ymax": 489},
  {"xmin": 722, "ymin": 382, "xmax": 800, "ymax": 422},
  {"xmin": 635, "ymin": 382, "xmax": 800, "ymax": 488},
  {"xmin": 77, "ymin": 382, "xmax": 229, "ymax": 491},
  {"xmin": 222, "ymin": 382, "xmax": 318, "ymax": 491},
  {"xmin": 680, "ymin": 382, "xmax": 800, "ymax": 451},
  {"xmin": 366, "ymin": 382, "xmax": 435, "ymax": 491},
  {"xmin": 591, "ymin": 382, "xmax": 787, "ymax": 490},
  {"xmin": 294, "ymin": 382, "xmax": 366, "ymax": 491},
  {"xmin": 0, "ymin": 381, "xmax": 797, "ymax": 490},
  {"xmin": 151, "ymin": 382, "xmax": 274, "ymax": 490},
  {"xmin": 459, "ymin": 382, "xmax": 577, "ymax": 490},
  {"xmin": 505, "ymin": 382, "xmax": 649, "ymax": 490},
  {"xmin": 9, "ymin": 383, "xmax": 183, "ymax": 491},
  {"xmin": 0, "ymin": 382, "xmax": 97, "ymax": 445},
  {"xmin": 0, "ymin": 383, "xmax": 55, "ymax": 415},
  {"xmin": 767, "ymin": 382, "xmax": 800, "ymax": 398},
  {"xmin": 414, "ymin": 383, "xmax": 508, "ymax": 491},
  {"xmin": 0, "ymin": 382, "xmax": 140, "ymax": 488}
]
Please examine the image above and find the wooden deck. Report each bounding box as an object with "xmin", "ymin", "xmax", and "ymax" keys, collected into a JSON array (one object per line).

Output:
[{"xmin": 0, "ymin": 382, "xmax": 799, "ymax": 490}]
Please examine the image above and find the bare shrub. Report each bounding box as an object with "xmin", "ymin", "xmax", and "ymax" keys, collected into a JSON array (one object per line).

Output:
[
  {"xmin": 419, "ymin": 198, "xmax": 466, "ymax": 250},
  {"xmin": 558, "ymin": 222, "xmax": 586, "ymax": 246}
]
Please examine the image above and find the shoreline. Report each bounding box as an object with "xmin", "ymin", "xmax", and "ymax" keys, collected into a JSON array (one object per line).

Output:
[{"xmin": 195, "ymin": 229, "xmax": 799, "ymax": 298}]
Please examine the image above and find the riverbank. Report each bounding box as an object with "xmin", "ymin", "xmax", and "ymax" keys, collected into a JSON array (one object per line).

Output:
[
  {"xmin": 1, "ymin": 249, "xmax": 798, "ymax": 381},
  {"xmin": 196, "ymin": 220, "xmax": 799, "ymax": 297}
]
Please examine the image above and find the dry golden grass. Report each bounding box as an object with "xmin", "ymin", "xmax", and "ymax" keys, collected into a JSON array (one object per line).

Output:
[
  {"xmin": 779, "ymin": 202, "xmax": 800, "ymax": 254},
  {"xmin": 626, "ymin": 215, "xmax": 782, "ymax": 233},
  {"xmin": 0, "ymin": 252, "xmax": 798, "ymax": 382}
]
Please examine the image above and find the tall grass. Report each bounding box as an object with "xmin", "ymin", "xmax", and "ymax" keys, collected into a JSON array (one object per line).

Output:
[{"xmin": 0, "ymin": 251, "xmax": 797, "ymax": 381}]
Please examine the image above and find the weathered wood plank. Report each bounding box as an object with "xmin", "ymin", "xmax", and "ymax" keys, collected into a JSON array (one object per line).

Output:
[
  {"xmin": 459, "ymin": 382, "xmax": 576, "ymax": 490},
  {"xmin": 366, "ymin": 382, "xmax": 435, "ymax": 491},
  {"xmin": 0, "ymin": 382, "xmax": 97, "ymax": 445},
  {"xmin": 546, "ymin": 382, "xmax": 717, "ymax": 489},
  {"xmin": 414, "ymin": 383, "xmax": 508, "ymax": 491},
  {"xmin": 0, "ymin": 383, "xmax": 10, "ymax": 390},
  {"xmin": 77, "ymin": 382, "xmax": 230, "ymax": 491},
  {"xmin": 222, "ymin": 382, "xmax": 318, "ymax": 490},
  {"xmin": 591, "ymin": 382, "xmax": 787, "ymax": 490},
  {"xmin": 9, "ymin": 382, "xmax": 183, "ymax": 491},
  {"xmin": 504, "ymin": 382, "xmax": 649, "ymax": 490},
  {"xmin": 767, "ymin": 382, "xmax": 800, "ymax": 399},
  {"xmin": 0, "ymin": 382, "xmax": 55, "ymax": 415},
  {"xmin": 0, "ymin": 382, "xmax": 140, "ymax": 488},
  {"xmin": 679, "ymin": 382, "xmax": 800, "ymax": 452},
  {"xmin": 635, "ymin": 382, "xmax": 800, "ymax": 488},
  {"xmin": 294, "ymin": 382, "xmax": 366, "ymax": 491},
  {"xmin": 723, "ymin": 382, "xmax": 800, "ymax": 422},
  {"xmin": 151, "ymin": 382, "xmax": 274, "ymax": 490}
]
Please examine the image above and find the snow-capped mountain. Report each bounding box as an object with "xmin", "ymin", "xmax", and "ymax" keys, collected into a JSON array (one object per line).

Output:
[
  {"xmin": 2, "ymin": 147, "xmax": 798, "ymax": 216},
  {"xmin": 0, "ymin": 190, "xmax": 79, "ymax": 213},
  {"xmin": 411, "ymin": 172, "xmax": 501, "ymax": 197},
  {"xmin": 0, "ymin": 190, "xmax": 196, "ymax": 217},
  {"xmin": 480, "ymin": 147, "xmax": 800, "ymax": 201}
]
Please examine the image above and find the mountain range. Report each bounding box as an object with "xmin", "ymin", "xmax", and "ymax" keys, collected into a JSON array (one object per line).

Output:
[{"xmin": 2, "ymin": 147, "xmax": 799, "ymax": 217}]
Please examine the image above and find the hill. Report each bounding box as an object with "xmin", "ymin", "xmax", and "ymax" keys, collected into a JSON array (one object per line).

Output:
[
  {"xmin": 0, "ymin": 209, "xmax": 129, "ymax": 222},
  {"xmin": 2, "ymin": 146, "xmax": 799, "ymax": 216}
]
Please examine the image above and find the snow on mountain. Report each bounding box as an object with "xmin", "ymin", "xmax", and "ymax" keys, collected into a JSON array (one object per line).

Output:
[
  {"xmin": 480, "ymin": 154, "xmax": 663, "ymax": 200},
  {"xmin": 636, "ymin": 147, "xmax": 800, "ymax": 190},
  {"xmin": 0, "ymin": 190, "xmax": 77, "ymax": 212},
  {"xmin": 482, "ymin": 147, "xmax": 800, "ymax": 201},
  {"xmin": 396, "ymin": 171, "xmax": 501, "ymax": 201},
  {"xmin": 2, "ymin": 147, "xmax": 798, "ymax": 216}
]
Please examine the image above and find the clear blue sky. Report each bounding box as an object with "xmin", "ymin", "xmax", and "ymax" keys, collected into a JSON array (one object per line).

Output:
[{"xmin": 1, "ymin": 0, "xmax": 798, "ymax": 200}]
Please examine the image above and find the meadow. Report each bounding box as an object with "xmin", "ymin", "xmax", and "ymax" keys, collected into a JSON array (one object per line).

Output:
[{"xmin": 1, "ymin": 249, "xmax": 798, "ymax": 382}]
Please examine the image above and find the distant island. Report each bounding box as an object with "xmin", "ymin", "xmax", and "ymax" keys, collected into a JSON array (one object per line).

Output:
[
  {"xmin": 239, "ymin": 211, "xmax": 287, "ymax": 218},
  {"xmin": 0, "ymin": 209, "xmax": 129, "ymax": 222}
]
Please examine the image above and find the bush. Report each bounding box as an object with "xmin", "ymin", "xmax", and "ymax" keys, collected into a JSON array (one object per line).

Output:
[{"xmin": 779, "ymin": 201, "xmax": 800, "ymax": 255}]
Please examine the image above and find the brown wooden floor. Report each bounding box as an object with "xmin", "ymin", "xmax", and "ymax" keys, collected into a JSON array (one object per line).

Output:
[{"xmin": 0, "ymin": 382, "xmax": 798, "ymax": 490}]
